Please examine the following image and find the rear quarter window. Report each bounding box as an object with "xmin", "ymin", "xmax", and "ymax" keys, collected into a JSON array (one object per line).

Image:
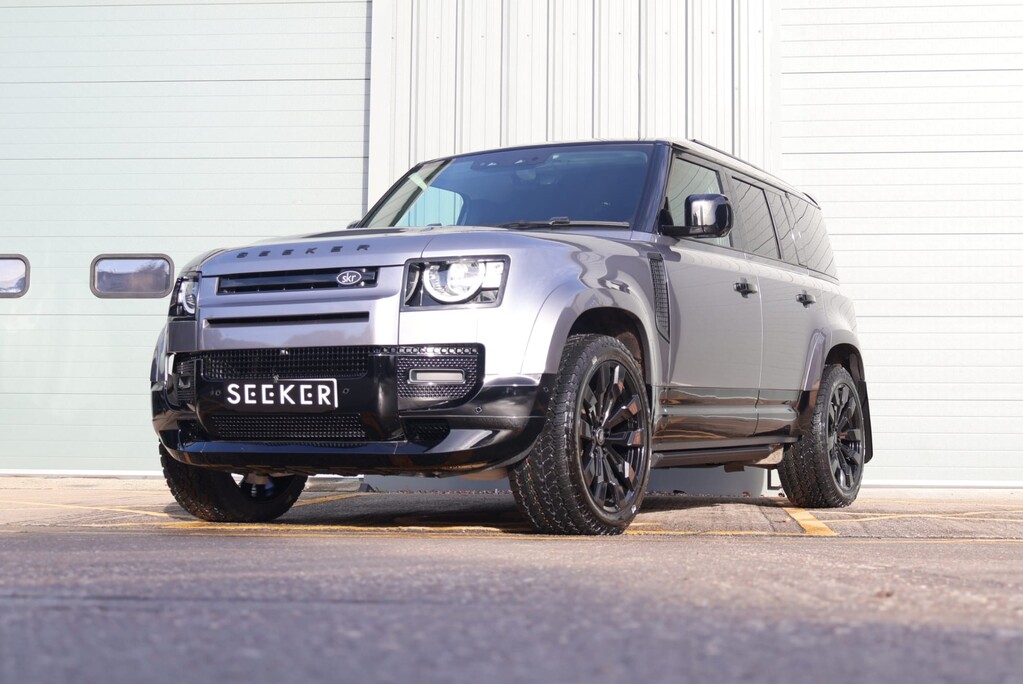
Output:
[
  {"xmin": 767, "ymin": 191, "xmax": 799, "ymax": 266},
  {"xmin": 787, "ymin": 196, "xmax": 837, "ymax": 279},
  {"xmin": 732, "ymin": 180, "xmax": 779, "ymax": 260}
]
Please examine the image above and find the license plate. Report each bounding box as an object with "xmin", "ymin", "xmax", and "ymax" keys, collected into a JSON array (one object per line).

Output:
[{"xmin": 223, "ymin": 379, "xmax": 338, "ymax": 413}]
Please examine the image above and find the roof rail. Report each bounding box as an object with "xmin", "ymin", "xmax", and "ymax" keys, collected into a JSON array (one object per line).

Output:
[{"xmin": 686, "ymin": 138, "xmax": 774, "ymax": 179}]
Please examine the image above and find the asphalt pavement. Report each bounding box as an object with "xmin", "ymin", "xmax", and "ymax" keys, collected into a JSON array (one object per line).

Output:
[{"xmin": 1, "ymin": 477, "xmax": 1021, "ymax": 684}]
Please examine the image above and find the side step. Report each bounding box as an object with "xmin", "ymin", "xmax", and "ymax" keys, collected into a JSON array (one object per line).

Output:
[{"xmin": 653, "ymin": 443, "xmax": 790, "ymax": 469}]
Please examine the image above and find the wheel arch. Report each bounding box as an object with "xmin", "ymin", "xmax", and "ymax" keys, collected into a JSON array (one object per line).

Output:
[
  {"xmin": 823, "ymin": 341, "xmax": 874, "ymax": 464},
  {"xmin": 520, "ymin": 282, "xmax": 664, "ymax": 384},
  {"xmin": 567, "ymin": 307, "xmax": 653, "ymax": 384}
]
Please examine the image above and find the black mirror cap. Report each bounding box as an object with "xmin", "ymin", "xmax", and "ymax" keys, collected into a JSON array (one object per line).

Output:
[{"xmin": 684, "ymin": 193, "xmax": 733, "ymax": 238}]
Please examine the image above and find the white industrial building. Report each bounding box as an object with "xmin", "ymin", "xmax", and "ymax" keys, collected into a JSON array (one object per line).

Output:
[{"xmin": 1, "ymin": 0, "xmax": 1021, "ymax": 486}]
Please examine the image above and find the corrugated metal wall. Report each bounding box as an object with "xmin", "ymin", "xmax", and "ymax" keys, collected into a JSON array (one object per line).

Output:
[
  {"xmin": 367, "ymin": 0, "xmax": 773, "ymax": 200},
  {"xmin": 0, "ymin": 0, "xmax": 371, "ymax": 472},
  {"xmin": 5, "ymin": 0, "xmax": 1018, "ymax": 484},
  {"xmin": 778, "ymin": 0, "xmax": 1023, "ymax": 484}
]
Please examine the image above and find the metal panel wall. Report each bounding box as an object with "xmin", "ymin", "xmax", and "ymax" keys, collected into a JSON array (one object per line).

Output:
[
  {"xmin": 0, "ymin": 0, "xmax": 371, "ymax": 472},
  {"xmin": 778, "ymin": 0, "xmax": 1023, "ymax": 484},
  {"xmin": 367, "ymin": 0, "xmax": 773, "ymax": 200}
]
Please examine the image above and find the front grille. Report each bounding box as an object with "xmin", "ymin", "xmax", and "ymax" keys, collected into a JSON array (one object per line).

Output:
[
  {"xmin": 204, "ymin": 414, "xmax": 366, "ymax": 441},
  {"xmin": 177, "ymin": 347, "xmax": 373, "ymax": 380},
  {"xmin": 218, "ymin": 267, "xmax": 378, "ymax": 294},
  {"xmin": 396, "ymin": 353, "xmax": 481, "ymax": 400}
]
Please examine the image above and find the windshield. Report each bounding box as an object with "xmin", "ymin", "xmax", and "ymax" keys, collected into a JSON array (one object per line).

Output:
[{"xmin": 363, "ymin": 144, "xmax": 654, "ymax": 229}]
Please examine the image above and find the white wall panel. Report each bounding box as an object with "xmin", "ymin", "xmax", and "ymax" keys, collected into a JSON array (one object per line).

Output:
[
  {"xmin": 368, "ymin": 0, "xmax": 774, "ymax": 200},
  {"xmin": 0, "ymin": 0, "xmax": 371, "ymax": 472},
  {"xmin": 549, "ymin": 0, "xmax": 595, "ymax": 140},
  {"xmin": 638, "ymin": 0, "xmax": 686, "ymax": 138},
  {"xmin": 593, "ymin": 0, "xmax": 641, "ymax": 137},
  {"xmin": 685, "ymin": 0, "xmax": 733, "ymax": 152},
  {"xmin": 779, "ymin": 1, "xmax": 1023, "ymax": 485}
]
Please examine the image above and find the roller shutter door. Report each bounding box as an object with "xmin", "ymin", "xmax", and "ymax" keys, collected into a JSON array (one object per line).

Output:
[
  {"xmin": 0, "ymin": 0, "xmax": 371, "ymax": 471},
  {"xmin": 779, "ymin": 0, "xmax": 1023, "ymax": 484}
]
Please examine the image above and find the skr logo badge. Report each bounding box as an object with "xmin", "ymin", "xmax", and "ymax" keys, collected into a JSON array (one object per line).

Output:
[{"xmin": 336, "ymin": 270, "xmax": 363, "ymax": 286}]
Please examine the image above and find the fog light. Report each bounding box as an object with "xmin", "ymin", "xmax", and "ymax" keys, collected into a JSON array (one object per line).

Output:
[{"xmin": 409, "ymin": 369, "xmax": 465, "ymax": 384}]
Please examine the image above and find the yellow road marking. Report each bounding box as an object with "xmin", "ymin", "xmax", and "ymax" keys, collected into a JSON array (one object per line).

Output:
[
  {"xmin": 779, "ymin": 505, "xmax": 838, "ymax": 537},
  {"xmin": 291, "ymin": 493, "xmax": 363, "ymax": 508},
  {"xmin": 816, "ymin": 510, "xmax": 1023, "ymax": 524},
  {"xmin": 0, "ymin": 499, "xmax": 175, "ymax": 519},
  {"xmin": 857, "ymin": 498, "xmax": 1023, "ymax": 508}
]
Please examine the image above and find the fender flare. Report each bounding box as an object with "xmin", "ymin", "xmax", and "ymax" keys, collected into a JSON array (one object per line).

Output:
[{"xmin": 520, "ymin": 281, "xmax": 662, "ymax": 382}]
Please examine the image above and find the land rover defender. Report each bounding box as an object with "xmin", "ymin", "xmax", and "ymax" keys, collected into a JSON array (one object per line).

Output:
[{"xmin": 152, "ymin": 140, "xmax": 872, "ymax": 534}]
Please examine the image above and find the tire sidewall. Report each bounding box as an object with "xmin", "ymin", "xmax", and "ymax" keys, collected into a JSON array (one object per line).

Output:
[
  {"xmin": 562, "ymin": 338, "xmax": 651, "ymax": 529},
  {"xmin": 804, "ymin": 366, "xmax": 864, "ymax": 506}
]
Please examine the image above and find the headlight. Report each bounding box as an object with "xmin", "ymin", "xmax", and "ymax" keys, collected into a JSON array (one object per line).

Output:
[
  {"xmin": 424, "ymin": 261, "xmax": 485, "ymax": 303},
  {"xmin": 169, "ymin": 274, "xmax": 199, "ymax": 317},
  {"xmin": 405, "ymin": 258, "xmax": 507, "ymax": 307}
]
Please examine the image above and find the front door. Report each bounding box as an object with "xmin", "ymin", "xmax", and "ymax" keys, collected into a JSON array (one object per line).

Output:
[{"xmin": 655, "ymin": 154, "xmax": 763, "ymax": 448}]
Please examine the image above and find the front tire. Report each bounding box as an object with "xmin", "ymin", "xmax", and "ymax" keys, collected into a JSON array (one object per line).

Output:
[
  {"xmin": 779, "ymin": 365, "xmax": 866, "ymax": 508},
  {"xmin": 160, "ymin": 446, "xmax": 306, "ymax": 522},
  {"xmin": 509, "ymin": 334, "xmax": 651, "ymax": 535}
]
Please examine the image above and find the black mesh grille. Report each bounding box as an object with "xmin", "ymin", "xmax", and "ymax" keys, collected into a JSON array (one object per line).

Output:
[
  {"xmin": 177, "ymin": 347, "xmax": 373, "ymax": 380},
  {"xmin": 403, "ymin": 420, "xmax": 451, "ymax": 444},
  {"xmin": 396, "ymin": 354, "xmax": 480, "ymax": 400},
  {"xmin": 204, "ymin": 414, "xmax": 366, "ymax": 441},
  {"xmin": 649, "ymin": 257, "xmax": 670, "ymax": 340},
  {"xmin": 173, "ymin": 359, "xmax": 196, "ymax": 403}
]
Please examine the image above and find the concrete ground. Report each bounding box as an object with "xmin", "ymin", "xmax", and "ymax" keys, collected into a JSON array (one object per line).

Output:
[{"xmin": 1, "ymin": 477, "xmax": 1021, "ymax": 684}]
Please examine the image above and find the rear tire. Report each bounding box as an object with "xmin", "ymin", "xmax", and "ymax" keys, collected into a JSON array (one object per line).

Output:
[
  {"xmin": 160, "ymin": 446, "xmax": 306, "ymax": 522},
  {"xmin": 509, "ymin": 334, "xmax": 651, "ymax": 535},
  {"xmin": 779, "ymin": 365, "xmax": 866, "ymax": 508}
]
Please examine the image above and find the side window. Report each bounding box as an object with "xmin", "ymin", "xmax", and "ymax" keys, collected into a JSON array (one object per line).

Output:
[
  {"xmin": 664, "ymin": 157, "xmax": 729, "ymax": 247},
  {"xmin": 732, "ymin": 180, "xmax": 779, "ymax": 260},
  {"xmin": 788, "ymin": 196, "xmax": 838, "ymax": 278},
  {"xmin": 767, "ymin": 190, "xmax": 798, "ymax": 265},
  {"xmin": 395, "ymin": 186, "xmax": 465, "ymax": 227},
  {"xmin": 0, "ymin": 255, "xmax": 29, "ymax": 298}
]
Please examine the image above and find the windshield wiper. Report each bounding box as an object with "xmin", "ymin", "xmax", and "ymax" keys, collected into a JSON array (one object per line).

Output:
[{"xmin": 496, "ymin": 217, "xmax": 631, "ymax": 230}]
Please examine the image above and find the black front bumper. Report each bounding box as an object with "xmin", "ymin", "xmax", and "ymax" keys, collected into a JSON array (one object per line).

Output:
[{"xmin": 152, "ymin": 346, "xmax": 553, "ymax": 476}]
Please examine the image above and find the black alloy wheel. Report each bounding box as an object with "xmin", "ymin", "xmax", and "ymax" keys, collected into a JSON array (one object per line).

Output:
[
  {"xmin": 779, "ymin": 364, "xmax": 867, "ymax": 508},
  {"xmin": 577, "ymin": 358, "xmax": 648, "ymax": 515},
  {"xmin": 826, "ymin": 379, "xmax": 865, "ymax": 495},
  {"xmin": 509, "ymin": 334, "xmax": 651, "ymax": 535}
]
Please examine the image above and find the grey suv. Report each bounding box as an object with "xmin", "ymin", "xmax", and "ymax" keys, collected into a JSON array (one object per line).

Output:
[{"xmin": 152, "ymin": 140, "xmax": 872, "ymax": 535}]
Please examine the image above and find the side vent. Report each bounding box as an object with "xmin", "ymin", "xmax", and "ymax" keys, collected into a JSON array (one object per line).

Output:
[{"xmin": 649, "ymin": 255, "xmax": 670, "ymax": 341}]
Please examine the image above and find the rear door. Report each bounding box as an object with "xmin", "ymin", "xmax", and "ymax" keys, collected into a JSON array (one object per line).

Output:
[
  {"xmin": 655, "ymin": 153, "xmax": 763, "ymax": 445},
  {"xmin": 727, "ymin": 175, "xmax": 827, "ymax": 436}
]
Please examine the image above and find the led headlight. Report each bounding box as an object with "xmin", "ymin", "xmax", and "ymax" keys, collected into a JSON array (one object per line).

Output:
[
  {"xmin": 169, "ymin": 274, "xmax": 199, "ymax": 317},
  {"xmin": 405, "ymin": 258, "xmax": 507, "ymax": 307},
  {"xmin": 424, "ymin": 261, "xmax": 485, "ymax": 303}
]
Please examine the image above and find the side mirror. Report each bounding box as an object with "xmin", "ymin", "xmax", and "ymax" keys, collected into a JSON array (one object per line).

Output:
[{"xmin": 661, "ymin": 193, "xmax": 733, "ymax": 239}]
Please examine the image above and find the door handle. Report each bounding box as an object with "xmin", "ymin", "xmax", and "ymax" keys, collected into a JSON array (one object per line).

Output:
[
  {"xmin": 733, "ymin": 279, "xmax": 758, "ymax": 297},
  {"xmin": 796, "ymin": 291, "xmax": 817, "ymax": 307}
]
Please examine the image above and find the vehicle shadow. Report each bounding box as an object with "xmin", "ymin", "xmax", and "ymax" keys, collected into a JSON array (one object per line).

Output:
[{"xmin": 161, "ymin": 491, "xmax": 791, "ymax": 535}]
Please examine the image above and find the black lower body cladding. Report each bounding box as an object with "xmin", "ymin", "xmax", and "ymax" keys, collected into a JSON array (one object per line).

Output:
[{"xmin": 153, "ymin": 344, "xmax": 554, "ymax": 476}]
